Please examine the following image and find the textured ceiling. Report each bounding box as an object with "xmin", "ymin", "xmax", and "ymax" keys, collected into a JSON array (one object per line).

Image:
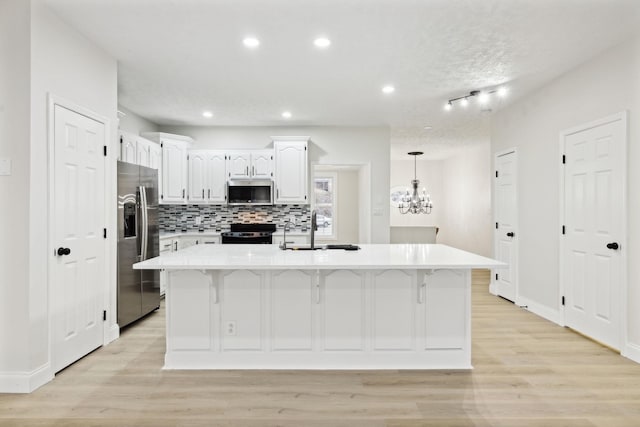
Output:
[{"xmin": 45, "ymin": 0, "xmax": 640, "ymax": 159}]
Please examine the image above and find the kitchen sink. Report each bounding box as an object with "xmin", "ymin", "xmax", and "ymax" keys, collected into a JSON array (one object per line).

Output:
[{"xmin": 284, "ymin": 244, "xmax": 360, "ymax": 251}]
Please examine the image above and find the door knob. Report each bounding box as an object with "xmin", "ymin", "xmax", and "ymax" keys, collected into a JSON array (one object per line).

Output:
[
  {"xmin": 606, "ymin": 242, "xmax": 619, "ymax": 250},
  {"xmin": 57, "ymin": 247, "xmax": 71, "ymax": 256},
  {"xmin": 506, "ymin": 232, "xmax": 515, "ymax": 237}
]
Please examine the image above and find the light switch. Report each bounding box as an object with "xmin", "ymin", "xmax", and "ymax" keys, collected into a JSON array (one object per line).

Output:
[{"xmin": 0, "ymin": 158, "xmax": 11, "ymax": 176}]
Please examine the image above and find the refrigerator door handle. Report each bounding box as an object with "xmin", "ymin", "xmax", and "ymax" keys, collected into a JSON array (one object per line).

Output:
[{"xmin": 140, "ymin": 186, "xmax": 149, "ymax": 261}]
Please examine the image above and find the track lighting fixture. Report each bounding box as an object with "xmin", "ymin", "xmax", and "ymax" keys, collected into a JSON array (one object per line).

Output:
[{"xmin": 444, "ymin": 87, "xmax": 507, "ymax": 111}]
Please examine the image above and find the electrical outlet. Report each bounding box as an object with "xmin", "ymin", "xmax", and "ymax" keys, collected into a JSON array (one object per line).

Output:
[
  {"xmin": 225, "ymin": 321, "xmax": 236, "ymax": 336},
  {"xmin": 195, "ymin": 216, "xmax": 202, "ymax": 225}
]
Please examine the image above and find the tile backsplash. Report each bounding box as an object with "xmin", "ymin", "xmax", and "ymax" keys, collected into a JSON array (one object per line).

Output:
[{"xmin": 159, "ymin": 205, "xmax": 311, "ymax": 232}]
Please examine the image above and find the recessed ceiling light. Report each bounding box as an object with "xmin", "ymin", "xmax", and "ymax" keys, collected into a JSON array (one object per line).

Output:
[
  {"xmin": 477, "ymin": 92, "xmax": 489, "ymax": 104},
  {"xmin": 314, "ymin": 37, "xmax": 331, "ymax": 48},
  {"xmin": 202, "ymin": 111, "xmax": 213, "ymax": 118},
  {"xmin": 423, "ymin": 126, "xmax": 433, "ymax": 130},
  {"xmin": 243, "ymin": 37, "xmax": 260, "ymax": 48},
  {"xmin": 460, "ymin": 97, "xmax": 469, "ymax": 107},
  {"xmin": 497, "ymin": 86, "xmax": 508, "ymax": 97},
  {"xmin": 282, "ymin": 111, "xmax": 292, "ymax": 119},
  {"xmin": 444, "ymin": 102, "xmax": 452, "ymax": 111},
  {"xmin": 382, "ymin": 85, "xmax": 395, "ymax": 94}
]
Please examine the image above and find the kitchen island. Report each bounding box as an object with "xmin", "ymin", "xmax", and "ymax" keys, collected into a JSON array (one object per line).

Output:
[{"xmin": 134, "ymin": 244, "xmax": 503, "ymax": 370}]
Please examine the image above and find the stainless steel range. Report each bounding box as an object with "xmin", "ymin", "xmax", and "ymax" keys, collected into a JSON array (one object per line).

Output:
[{"xmin": 221, "ymin": 223, "xmax": 276, "ymax": 244}]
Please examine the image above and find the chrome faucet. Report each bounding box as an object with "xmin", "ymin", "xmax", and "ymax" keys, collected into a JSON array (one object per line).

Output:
[
  {"xmin": 310, "ymin": 210, "xmax": 317, "ymax": 250},
  {"xmin": 279, "ymin": 220, "xmax": 294, "ymax": 250}
]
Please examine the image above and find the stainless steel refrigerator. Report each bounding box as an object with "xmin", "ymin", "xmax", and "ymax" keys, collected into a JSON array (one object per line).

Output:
[{"xmin": 117, "ymin": 161, "xmax": 160, "ymax": 328}]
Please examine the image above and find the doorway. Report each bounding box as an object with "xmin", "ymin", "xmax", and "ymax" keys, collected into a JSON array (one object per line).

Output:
[
  {"xmin": 493, "ymin": 149, "xmax": 518, "ymax": 302},
  {"xmin": 312, "ymin": 164, "xmax": 364, "ymax": 244},
  {"xmin": 561, "ymin": 112, "xmax": 627, "ymax": 350},
  {"xmin": 49, "ymin": 97, "xmax": 109, "ymax": 372}
]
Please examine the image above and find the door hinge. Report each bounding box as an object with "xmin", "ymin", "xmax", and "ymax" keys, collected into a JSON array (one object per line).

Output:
[
  {"xmin": 561, "ymin": 296, "xmax": 565, "ymax": 306},
  {"xmin": 161, "ymin": 194, "xmax": 164, "ymax": 200},
  {"xmin": 103, "ymin": 228, "xmax": 107, "ymax": 239},
  {"xmin": 495, "ymin": 222, "xmax": 499, "ymax": 229},
  {"xmin": 562, "ymin": 225, "xmax": 566, "ymax": 235},
  {"xmin": 187, "ymin": 155, "xmax": 189, "ymax": 160},
  {"xmin": 103, "ymin": 310, "xmax": 107, "ymax": 321},
  {"xmin": 119, "ymin": 136, "xmax": 123, "ymax": 144},
  {"xmin": 495, "ymin": 170, "xmax": 498, "ymax": 178},
  {"xmin": 562, "ymin": 154, "xmax": 566, "ymax": 164},
  {"xmin": 161, "ymin": 143, "xmax": 163, "ymax": 148},
  {"xmin": 103, "ymin": 146, "xmax": 107, "ymax": 157},
  {"xmin": 495, "ymin": 273, "xmax": 499, "ymax": 281},
  {"xmin": 305, "ymin": 146, "xmax": 307, "ymax": 151}
]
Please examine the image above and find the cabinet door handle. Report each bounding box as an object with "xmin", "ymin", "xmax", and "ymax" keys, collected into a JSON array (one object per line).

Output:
[
  {"xmin": 174, "ymin": 241, "xmax": 177, "ymax": 251},
  {"xmin": 246, "ymin": 166, "xmax": 249, "ymax": 176},
  {"xmin": 252, "ymin": 165, "xmax": 255, "ymax": 176},
  {"xmin": 208, "ymin": 189, "xmax": 211, "ymax": 199},
  {"xmin": 182, "ymin": 189, "xmax": 185, "ymax": 198},
  {"xmin": 202, "ymin": 189, "xmax": 205, "ymax": 199},
  {"xmin": 276, "ymin": 188, "xmax": 279, "ymax": 199}
]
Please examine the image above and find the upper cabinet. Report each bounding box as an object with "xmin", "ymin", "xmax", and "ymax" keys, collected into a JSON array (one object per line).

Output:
[
  {"xmin": 141, "ymin": 132, "xmax": 193, "ymax": 204},
  {"xmin": 119, "ymin": 131, "xmax": 138, "ymax": 164},
  {"xmin": 118, "ymin": 130, "xmax": 161, "ymax": 170},
  {"xmin": 226, "ymin": 150, "xmax": 273, "ymax": 180},
  {"xmin": 188, "ymin": 150, "xmax": 227, "ymax": 204},
  {"xmin": 273, "ymin": 137, "xmax": 309, "ymax": 204}
]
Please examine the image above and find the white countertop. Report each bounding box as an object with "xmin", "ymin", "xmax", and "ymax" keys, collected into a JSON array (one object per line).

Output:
[{"xmin": 134, "ymin": 243, "xmax": 505, "ymax": 270}]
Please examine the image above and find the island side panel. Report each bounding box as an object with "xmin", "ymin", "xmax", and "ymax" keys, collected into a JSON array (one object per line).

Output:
[{"xmin": 163, "ymin": 268, "xmax": 472, "ymax": 369}]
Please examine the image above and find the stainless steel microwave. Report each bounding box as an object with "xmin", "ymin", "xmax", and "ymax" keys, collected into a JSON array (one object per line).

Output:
[{"xmin": 227, "ymin": 180, "xmax": 274, "ymax": 205}]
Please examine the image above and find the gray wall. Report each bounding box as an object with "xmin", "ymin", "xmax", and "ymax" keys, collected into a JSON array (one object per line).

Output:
[{"xmin": 491, "ymin": 35, "xmax": 640, "ymax": 356}]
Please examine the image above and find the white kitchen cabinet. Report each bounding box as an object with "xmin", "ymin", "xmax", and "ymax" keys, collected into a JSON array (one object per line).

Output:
[
  {"xmin": 188, "ymin": 150, "xmax": 227, "ymax": 204},
  {"xmin": 226, "ymin": 150, "xmax": 273, "ymax": 180},
  {"xmin": 226, "ymin": 152, "xmax": 251, "ymax": 179},
  {"xmin": 188, "ymin": 151, "xmax": 207, "ymax": 203},
  {"xmin": 119, "ymin": 131, "xmax": 161, "ymax": 169},
  {"xmin": 142, "ymin": 132, "xmax": 192, "ymax": 204},
  {"xmin": 273, "ymin": 137, "xmax": 309, "ymax": 204},
  {"xmin": 251, "ymin": 150, "xmax": 273, "ymax": 179},
  {"xmin": 159, "ymin": 237, "xmax": 176, "ymax": 296},
  {"xmin": 119, "ymin": 131, "xmax": 137, "ymax": 164},
  {"xmin": 178, "ymin": 237, "xmax": 199, "ymax": 250}
]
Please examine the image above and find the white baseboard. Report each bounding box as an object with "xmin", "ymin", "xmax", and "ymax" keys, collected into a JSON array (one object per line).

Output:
[
  {"xmin": 622, "ymin": 342, "xmax": 640, "ymax": 364},
  {"xmin": 489, "ymin": 282, "xmax": 497, "ymax": 295},
  {"xmin": 515, "ymin": 295, "xmax": 563, "ymax": 326},
  {"xmin": 0, "ymin": 363, "xmax": 53, "ymax": 393},
  {"xmin": 107, "ymin": 323, "xmax": 120, "ymax": 344}
]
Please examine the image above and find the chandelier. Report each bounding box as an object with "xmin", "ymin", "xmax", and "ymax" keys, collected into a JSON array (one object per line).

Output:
[{"xmin": 399, "ymin": 151, "xmax": 433, "ymax": 214}]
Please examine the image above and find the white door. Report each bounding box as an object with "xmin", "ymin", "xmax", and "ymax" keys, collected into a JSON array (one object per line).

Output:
[
  {"xmin": 251, "ymin": 150, "xmax": 273, "ymax": 179},
  {"xmin": 562, "ymin": 114, "xmax": 625, "ymax": 350},
  {"xmin": 227, "ymin": 152, "xmax": 251, "ymax": 179},
  {"xmin": 494, "ymin": 150, "xmax": 518, "ymax": 302},
  {"xmin": 148, "ymin": 142, "xmax": 161, "ymax": 170},
  {"xmin": 136, "ymin": 138, "xmax": 151, "ymax": 168},
  {"xmin": 188, "ymin": 151, "xmax": 207, "ymax": 203},
  {"xmin": 206, "ymin": 151, "xmax": 227, "ymax": 203},
  {"xmin": 119, "ymin": 131, "xmax": 136, "ymax": 164},
  {"xmin": 52, "ymin": 104, "xmax": 105, "ymax": 372},
  {"xmin": 161, "ymin": 139, "xmax": 187, "ymax": 203},
  {"xmin": 274, "ymin": 141, "xmax": 308, "ymax": 203}
]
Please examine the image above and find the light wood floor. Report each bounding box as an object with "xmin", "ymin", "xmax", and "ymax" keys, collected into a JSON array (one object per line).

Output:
[{"xmin": 2, "ymin": 270, "xmax": 639, "ymax": 426}]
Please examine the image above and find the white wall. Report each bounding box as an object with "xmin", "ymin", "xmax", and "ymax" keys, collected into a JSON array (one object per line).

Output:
[
  {"xmin": 336, "ymin": 170, "xmax": 360, "ymax": 244},
  {"xmin": 438, "ymin": 141, "xmax": 492, "ymax": 256},
  {"xmin": 0, "ymin": 0, "xmax": 118, "ymax": 392},
  {"xmin": 491, "ymin": 35, "xmax": 640, "ymax": 360},
  {"xmin": 160, "ymin": 125, "xmax": 391, "ymax": 243},
  {"xmin": 118, "ymin": 104, "xmax": 159, "ymax": 135},
  {"xmin": 0, "ymin": 0, "xmax": 32, "ymax": 378},
  {"xmin": 390, "ymin": 159, "xmax": 442, "ymax": 227}
]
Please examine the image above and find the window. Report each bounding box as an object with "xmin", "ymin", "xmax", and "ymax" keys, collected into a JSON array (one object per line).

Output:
[{"xmin": 313, "ymin": 173, "xmax": 337, "ymax": 239}]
